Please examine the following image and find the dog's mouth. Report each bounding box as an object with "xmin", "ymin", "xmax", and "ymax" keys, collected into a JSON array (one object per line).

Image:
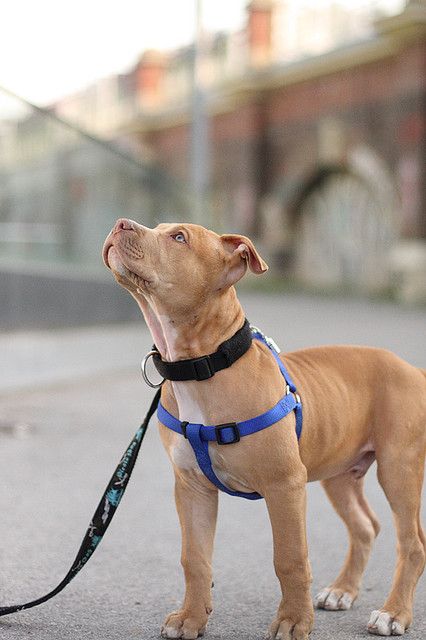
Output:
[
  {"xmin": 102, "ymin": 243, "xmax": 114, "ymax": 270},
  {"xmin": 103, "ymin": 239, "xmax": 132, "ymax": 273},
  {"xmin": 105, "ymin": 245, "xmax": 128, "ymax": 276},
  {"xmin": 102, "ymin": 238, "xmax": 117, "ymax": 270},
  {"xmin": 103, "ymin": 240, "xmax": 152, "ymax": 289}
]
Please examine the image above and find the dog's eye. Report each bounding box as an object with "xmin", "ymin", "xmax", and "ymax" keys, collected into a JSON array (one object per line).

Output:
[{"xmin": 171, "ymin": 232, "xmax": 186, "ymax": 244}]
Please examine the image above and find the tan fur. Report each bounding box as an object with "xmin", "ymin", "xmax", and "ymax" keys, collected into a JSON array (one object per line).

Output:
[{"xmin": 103, "ymin": 219, "xmax": 426, "ymax": 639}]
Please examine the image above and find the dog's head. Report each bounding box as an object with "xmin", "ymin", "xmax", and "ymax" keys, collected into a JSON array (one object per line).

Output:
[{"xmin": 103, "ymin": 219, "xmax": 268, "ymax": 317}]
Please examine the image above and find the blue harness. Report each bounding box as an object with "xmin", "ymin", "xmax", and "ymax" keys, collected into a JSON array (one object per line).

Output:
[{"xmin": 157, "ymin": 328, "xmax": 302, "ymax": 500}]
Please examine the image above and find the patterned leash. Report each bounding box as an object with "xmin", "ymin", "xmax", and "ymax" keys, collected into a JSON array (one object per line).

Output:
[{"xmin": 0, "ymin": 388, "xmax": 161, "ymax": 617}]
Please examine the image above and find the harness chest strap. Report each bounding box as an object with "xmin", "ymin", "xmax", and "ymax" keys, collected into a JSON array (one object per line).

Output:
[{"xmin": 157, "ymin": 328, "xmax": 302, "ymax": 500}]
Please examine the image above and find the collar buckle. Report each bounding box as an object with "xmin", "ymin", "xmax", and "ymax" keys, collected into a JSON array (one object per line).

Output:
[{"xmin": 191, "ymin": 356, "xmax": 214, "ymax": 381}]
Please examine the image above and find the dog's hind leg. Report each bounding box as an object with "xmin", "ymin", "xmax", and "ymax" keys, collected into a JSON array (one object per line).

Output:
[
  {"xmin": 315, "ymin": 471, "xmax": 380, "ymax": 612},
  {"xmin": 367, "ymin": 449, "xmax": 425, "ymax": 636}
]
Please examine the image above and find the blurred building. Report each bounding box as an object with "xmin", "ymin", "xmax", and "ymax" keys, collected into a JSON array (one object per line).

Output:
[
  {"xmin": 1, "ymin": 0, "xmax": 425, "ymax": 323},
  {"xmin": 0, "ymin": 91, "xmax": 190, "ymax": 328},
  {"xmin": 50, "ymin": 0, "xmax": 425, "ymax": 299}
]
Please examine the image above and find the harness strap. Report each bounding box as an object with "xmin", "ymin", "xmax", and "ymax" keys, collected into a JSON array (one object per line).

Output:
[
  {"xmin": 158, "ymin": 393, "xmax": 298, "ymax": 500},
  {"xmin": 158, "ymin": 329, "xmax": 302, "ymax": 499},
  {"xmin": 157, "ymin": 393, "xmax": 297, "ymax": 444},
  {"xmin": 251, "ymin": 329, "xmax": 303, "ymax": 440},
  {"xmin": 185, "ymin": 424, "xmax": 262, "ymax": 500}
]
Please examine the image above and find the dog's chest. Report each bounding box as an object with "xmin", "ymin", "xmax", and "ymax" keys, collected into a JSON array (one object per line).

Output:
[
  {"xmin": 168, "ymin": 383, "xmax": 255, "ymax": 493},
  {"xmin": 168, "ymin": 383, "xmax": 206, "ymax": 473},
  {"xmin": 169, "ymin": 434, "xmax": 253, "ymax": 494},
  {"xmin": 170, "ymin": 435, "xmax": 201, "ymax": 472}
]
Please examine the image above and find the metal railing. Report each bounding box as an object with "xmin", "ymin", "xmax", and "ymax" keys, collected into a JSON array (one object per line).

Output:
[{"xmin": 0, "ymin": 86, "xmax": 190, "ymax": 276}]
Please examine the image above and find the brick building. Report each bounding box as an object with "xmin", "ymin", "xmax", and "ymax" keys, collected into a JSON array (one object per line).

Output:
[{"xmin": 121, "ymin": 0, "xmax": 425, "ymax": 297}]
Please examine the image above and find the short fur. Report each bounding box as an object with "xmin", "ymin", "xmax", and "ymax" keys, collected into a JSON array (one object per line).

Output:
[{"xmin": 103, "ymin": 219, "xmax": 426, "ymax": 639}]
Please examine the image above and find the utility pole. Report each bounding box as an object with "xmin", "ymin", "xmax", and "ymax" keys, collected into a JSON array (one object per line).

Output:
[{"xmin": 191, "ymin": 0, "xmax": 210, "ymax": 226}]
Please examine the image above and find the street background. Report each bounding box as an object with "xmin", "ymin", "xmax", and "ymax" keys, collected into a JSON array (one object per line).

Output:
[
  {"xmin": 0, "ymin": 292, "xmax": 425, "ymax": 640},
  {"xmin": 1, "ymin": 0, "xmax": 426, "ymax": 328},
  {"xmin": 1, "ymin": 1, "xmax": 426, "ymax": 638}
]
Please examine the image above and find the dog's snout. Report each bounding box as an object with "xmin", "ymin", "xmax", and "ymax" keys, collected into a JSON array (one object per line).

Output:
[{"xmin": 113, "ymin": 218, "xmax": 135, "ymax": 234}]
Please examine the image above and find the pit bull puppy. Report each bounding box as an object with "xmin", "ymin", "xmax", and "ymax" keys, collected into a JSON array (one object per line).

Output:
[{"xmin": 103, "ymin": 219, "xmax": 426, "ymax": 640}]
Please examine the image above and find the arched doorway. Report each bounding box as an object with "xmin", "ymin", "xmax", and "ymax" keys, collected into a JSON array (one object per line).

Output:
[{"xmin": 294, "ymin": 148, "xmax": 399, "ymax": 293}]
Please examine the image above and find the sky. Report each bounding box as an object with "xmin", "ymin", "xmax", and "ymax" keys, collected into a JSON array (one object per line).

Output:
[
  {"xmin": 0, "ymin": 0, "xmax": 246, "ymax": 106},
  {"xmin": 0, "ymin": 0, "xmax": 404, "ymax": 108}
]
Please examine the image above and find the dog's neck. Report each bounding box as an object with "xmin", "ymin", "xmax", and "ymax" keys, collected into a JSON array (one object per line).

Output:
[
  {"xmin": 136, "ymin": 287, "xmax": 246, "ymax": 425},
  {"xmin": 135, "ymin": 287, "xmax": 245, "ymax": 362}
]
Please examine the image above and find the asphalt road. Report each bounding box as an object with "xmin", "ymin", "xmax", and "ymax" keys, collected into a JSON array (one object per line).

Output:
[{"xmin": 0, "ymin": 292, "xmax": 425, "ymax": 640}]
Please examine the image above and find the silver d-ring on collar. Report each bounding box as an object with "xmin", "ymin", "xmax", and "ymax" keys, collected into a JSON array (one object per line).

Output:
[{"xmin": 141, "ymin": 350, "xmax": 165, "ymax": 388}]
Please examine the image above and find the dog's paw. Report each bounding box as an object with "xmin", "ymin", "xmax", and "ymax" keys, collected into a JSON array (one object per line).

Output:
[
  {"xmin": 315, "ymin": 587, "xmax": 355, "ymax": 611},
  {"xmin": 161, "ymin": 610, "xmax": 208, "ymax": 640},
  {"xmin": 367, "ymin": 610, "xmax": 409, "ymax": 636},
  {"xmin": 266, "ymin": 615, "xmax": 313, "ymax": 640}
]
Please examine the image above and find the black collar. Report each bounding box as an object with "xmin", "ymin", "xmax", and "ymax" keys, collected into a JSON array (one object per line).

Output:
[{"xmin": 152, "ymin": 319, "xmax": 252, "ymax": 382}]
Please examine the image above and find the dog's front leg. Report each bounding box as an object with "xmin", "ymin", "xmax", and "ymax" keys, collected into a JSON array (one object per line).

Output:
[
  {"xmin": 264, "ymin": 471, "xmax": 314, "ymax": 640},
  {"xmin": 161, "ymin": 473, "xmax": 218, "ymax": 640}
]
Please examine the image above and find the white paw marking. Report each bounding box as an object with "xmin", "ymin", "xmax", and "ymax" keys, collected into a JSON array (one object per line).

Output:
[
  {"xmin": 339, "ymin": 593, "xmax": 354, "ymax": 610},
  {"xmin": 392, "ymin": 621, "xmax": 405, "ymax": 635},
  {"xmin": 368, "ymin": 610, "xmax": 405, "ymax": 636},
  {"xmin": 314, "ymin": 587, "xmax": 330, "ymax": 606},
  {"xmin": 161, "ymin": 626, "xmax": 182, "ymax": 639},
  {"xmin": 314, "ymin": 588, "xmax": 353, "ymax": 611},
  {"xmin": 324, "ymin": 591, "xmax": 340, "ymax": 610},
  {"xmin": 368, "ymin": 611, "xmax": 392, "ymax": 636}
]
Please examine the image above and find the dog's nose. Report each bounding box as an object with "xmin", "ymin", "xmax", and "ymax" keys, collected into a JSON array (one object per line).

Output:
[{"xmin": 112, "ymin": 218, "xmax": 135, "ymax": 234}]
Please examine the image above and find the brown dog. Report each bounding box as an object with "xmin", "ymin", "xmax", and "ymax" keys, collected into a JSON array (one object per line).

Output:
[{"xmin": 103, "ymin": 219, "xmax": 426, "ymax": 639}]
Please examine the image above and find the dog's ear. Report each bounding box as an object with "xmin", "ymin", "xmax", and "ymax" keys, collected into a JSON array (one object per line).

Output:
[{"xmin": 220, "ymin": 234, "xmax": 268, "ymax": 286}]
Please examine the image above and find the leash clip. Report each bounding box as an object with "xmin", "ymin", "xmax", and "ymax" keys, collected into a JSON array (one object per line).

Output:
[
  {"xmin": 250, "ymin": 325, "xmax": 281, "ymax": 353},
  {"xmin": 141, "ymin": 350, "xmax": 165, "ymax": 388}
]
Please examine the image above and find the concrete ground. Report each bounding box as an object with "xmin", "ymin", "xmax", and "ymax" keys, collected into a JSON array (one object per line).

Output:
[{"xmin": 0, "ymin": 292, "xmax": 425, "ymax": 640}]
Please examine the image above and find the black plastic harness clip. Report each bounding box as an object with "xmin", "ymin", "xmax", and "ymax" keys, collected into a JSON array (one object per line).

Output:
[
  {"xmin": 191, "ymin": 356, "xmax": 214, "ymax": 381},
  {"xmin": 215, "ymin": 423, "xmax": 240, "ymax": 445},
  {"xmin": 181, "ymin": 421, "xmax": 189, "ymax": 438}
]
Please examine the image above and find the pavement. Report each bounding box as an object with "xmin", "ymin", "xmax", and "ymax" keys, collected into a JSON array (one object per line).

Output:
[{"xmin": 0, "ymin": 292, "xmax": 425, "ymax": 640}]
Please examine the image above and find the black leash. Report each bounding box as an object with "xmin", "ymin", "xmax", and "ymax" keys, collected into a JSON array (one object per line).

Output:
[{"xmin": 0, "ymin": 388, "xmax": 161, "ymax": 618}]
